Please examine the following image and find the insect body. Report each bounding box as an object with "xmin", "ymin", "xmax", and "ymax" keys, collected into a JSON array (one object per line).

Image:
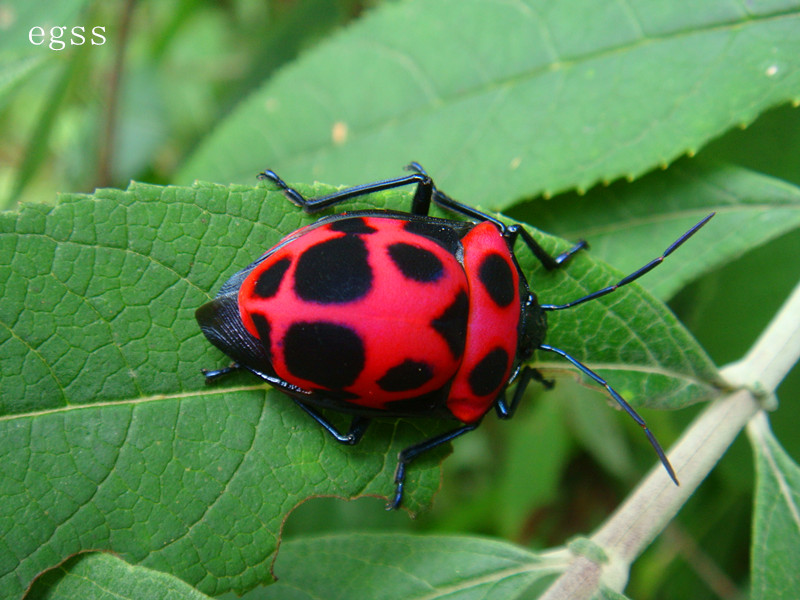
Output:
[{"xmin": 196, "ymin": 163, "xmax": 712, "ymax": 509}]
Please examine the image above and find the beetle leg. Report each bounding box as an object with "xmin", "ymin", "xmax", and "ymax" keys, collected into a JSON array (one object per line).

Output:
[
  {"xmin": 388, "ymin": 423, "xmax": 479, "ymax": 510},
  {"xmin": 258, "ymin": 168, "xmax": 435, "ymax": 216},
  {"xmin": 201, "ymin": 363, "xmax": 241, "ymax": 383},
  {"xmin": 293, "ymin": 401, "xmax": 370, "ymax": 445},
  {"xmin": 528, "ymin": 367, "xmax": 555, "ymax": 390},
  {"xmin": 494, "ymin": 366, "xmax": 554, "ymax": 420},
  {"xmin": 506, "ymin": 224, "xmax": 588, "ymax": 270},
  {"xmin": 427, "ymin": 187, "xmax": 507, "ymax": 230},
  {"xmin": 423, "ymin": 184, "xmax": 587, "ymax": 271}
]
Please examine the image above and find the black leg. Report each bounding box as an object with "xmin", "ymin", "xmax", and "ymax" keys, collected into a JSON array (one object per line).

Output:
[
  {"xmin": 293, "ymin": 401, "xmax": 370, "ymax": 445},
  {"xmin": 428, "ymin": 187, "xmax": 586, "ymax": 271},
  {"xmin": 258, "ymin": 168, "xmax": 435, "ymax": 216},
  {"xmin": 494, "ymin": 367, "xmax": 529, "ymax": 420},
  {"xmin": 261, "ymin": 162, "xmax": 588, "ymax": 273},
  {"xmin": 506, "ymin": 224, "xmax": 588, "ymax": 271},
  {"xmin": 538, "ymin": 343, "xmax": 678, "ymax": 485},
  {"xmin": 202, "ymin": 363, "xmax": 240, "ymax": 383},
  {"xmin": 203, "ymin": 363, "xmax": 370, "ymax": 444},
  {"xmin": 529, "ymin": 367, "xmax": 555, "ymax": 390},
  {"xmin": 406, "ymin": 163, "xmax": 587, "ymax": 272},
  {"xmin": 541, "ymin": 213, "xmax": 715, "ymax": 311},
  {"xmin": 494, "ymin": 366, "xmax": 554, "ymax": 420},
  {"xmin": 387, "ymin": 423, "xmax": 479, "ymax": 510}
]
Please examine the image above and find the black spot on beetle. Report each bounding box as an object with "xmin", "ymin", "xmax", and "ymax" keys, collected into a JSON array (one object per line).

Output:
[
  {"xmin": 403, "ymin": 220, "xmax": 462, "ymax": 255},
  {"xmin": 479, "ymin": 253, "xmax": 515, "ymax": 307},
  {"xmin": 294, "ymin": 236, "xmax": 372, "ymax": 303},
  {"xmin": 377, "ymin": 359, "xmax": 434, "ymax": 392},
  {"xmin": 250, "ymin": 313, "xmax": 272, "ymax": 361},
  {"xmin": 468, "ymin": 347, "xmax": 509, "ymax": 397},
  {"xmin": 254, "ymin": 258, "xmax": 291, "ymax": 298},
  {"xmin": 388, "ymin": 242, "xmax": 443, "ymax": 282},
  {"xmin": 431, "ymin": 290, "xmax": 469, "ymax": 360},
  {"xmin": 283, "ymin": 321, "xmax": 365, "ymax": 390},
  {"xmin": 328, "ymin": 217, "xmax": 377, "ymax": 235}
]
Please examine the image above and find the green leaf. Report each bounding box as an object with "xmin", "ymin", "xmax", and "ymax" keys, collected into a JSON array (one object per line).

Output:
[
  {"xmin": 0, "ymin": 182, "xmax": 445, "ymax": 598},
  {"xmin": 511, "ymin": 159, "xmax": 800, "ymax": 300},
  {"xmin": 261, "ymin": 533, "xmax": 570, "ymax": 600},
  {"xmin": 177, "ymin": 0, "xmax": 800, "ymax": 207},
  {"xmin": 28, "ymin": 552, "xmax": 213, "ymax": 600},
  {"xmin": 0, "ymin": 181, "xmax": 719, "ymax": 597},
  {"xmin": 748, "ymin": 412, "xmax": 800, "ymax": 600}
]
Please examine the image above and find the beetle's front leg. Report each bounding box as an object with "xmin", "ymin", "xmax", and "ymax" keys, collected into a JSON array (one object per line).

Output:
[{"xmin": 258, "ymin": 168, "xmax": 434, "ymax": 216}]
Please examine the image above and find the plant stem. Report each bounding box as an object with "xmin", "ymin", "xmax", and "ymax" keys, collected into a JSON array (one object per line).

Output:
[{"xmin": 541, "ymin": 277, "xmax": 800, "ymax": 600}]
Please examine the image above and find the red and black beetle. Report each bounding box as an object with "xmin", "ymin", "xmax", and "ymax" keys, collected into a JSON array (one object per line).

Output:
[{"xmin": 196, "ymin": 163, "xmax": 712, "ymax": 509}]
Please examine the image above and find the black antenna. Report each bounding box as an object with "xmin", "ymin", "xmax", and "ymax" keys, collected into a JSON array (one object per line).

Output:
[
  {"xmin": 540, "ymin": 344, "xmax": 678, "ymax": 484},
  {"xmin": 541, "ymin": 213, "xmax": 714, "ymax": 312},
  {"xmin": 539, "ymin": 213, "xmax": 715, "ymax": 483}
]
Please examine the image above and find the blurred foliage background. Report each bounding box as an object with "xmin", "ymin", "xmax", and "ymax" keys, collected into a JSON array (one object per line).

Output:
[{"xmin": 2, "ymin": 1, "xmax": 799, "ymax": 598}]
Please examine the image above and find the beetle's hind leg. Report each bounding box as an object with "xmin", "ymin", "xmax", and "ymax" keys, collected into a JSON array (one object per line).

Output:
[{"xmin": 388, "ymin": 422, "xmax": 479, "ymax": 510}]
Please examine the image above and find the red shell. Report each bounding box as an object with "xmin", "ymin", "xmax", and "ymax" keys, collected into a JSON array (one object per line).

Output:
[
  {"xmin": 236, "ymin": 214, "xmax": 520, "ymax": 424},
  {"xmin": 240, "ymin": 216, "xmax": 469, "ymax": 410}
]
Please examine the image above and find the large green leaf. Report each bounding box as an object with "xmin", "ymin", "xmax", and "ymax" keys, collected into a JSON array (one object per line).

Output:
[
  {"xmin": 261, "ymin": 533, "xmax": 570, "ymax": 600},
  {"xmin": 0, "ymin": 183, "xmax": 445, "ymax": 598},
  {"xmin": 177, "ymin": 0, "xmax": 800, "ymax": 207},
  {"xmin": 0, "ymin": 180, "xmax": 720, "ymax": 597}
]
